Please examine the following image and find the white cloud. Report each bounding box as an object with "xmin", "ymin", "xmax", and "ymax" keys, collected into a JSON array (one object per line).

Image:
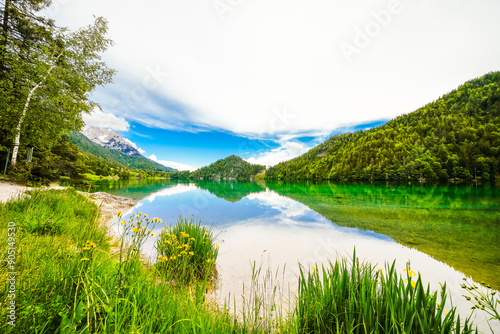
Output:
[
  {"xmin": 122, "ymin": 137, "xmax": 146, "ymax": 155},
  {"xmin": 82, "ymin": 108, "xmax": 130, "ymax": 132},
  {"xmin": 246, "ymin": 137, "xmax": 315, "ymax": 166},
  {"xmin": 246, "ymin": 189, "xmax": 308, "ymax": 218},
  {"xmin": 49, "ymin": 0, "xmax": 500, "ymax": 138},
  {"xmin": 148, "ymin": 154, "xmax": 197, "ymax": 172}
]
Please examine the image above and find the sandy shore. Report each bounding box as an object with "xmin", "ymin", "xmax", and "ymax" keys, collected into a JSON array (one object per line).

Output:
[
  {"xmin": 0, "ymin": 179, "xmax": 138, "ymax": 239},
  {"xmin": 0, "ymin": 179, "xmax": 67, "ymax": 203}
]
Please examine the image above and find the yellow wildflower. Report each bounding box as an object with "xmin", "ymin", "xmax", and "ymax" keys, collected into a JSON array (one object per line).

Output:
[
  {"xmin": 206, "ymin": 259, "xmax": 212, "ymax": 263},
  {"xmin": 403, "ymin": 269, "xmax": 416, "ymax": 276},
  {"xmin": 132, "ymin": 227, "xmax": 139, "ymax": 232},
  {"xmin": 189, "ymin": 251, "xmax": 194, "ymax": 256},
  {"xmin": 216, "ymin": 245, "xmax": 219, "ymax": 249},
  {"xmin": 81, "ymin": 258, "xmax": 90, "ymax": 261}
]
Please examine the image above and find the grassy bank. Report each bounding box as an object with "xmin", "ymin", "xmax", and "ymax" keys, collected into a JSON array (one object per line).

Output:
[{"xmin": 0, "ymin": 190, "xmax": 491, "ymax": 333}]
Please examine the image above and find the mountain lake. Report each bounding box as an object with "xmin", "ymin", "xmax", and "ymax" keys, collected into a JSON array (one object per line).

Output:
[{"xmin": 91, "ymin": 179, "xmax": 500, "ymax": 332}]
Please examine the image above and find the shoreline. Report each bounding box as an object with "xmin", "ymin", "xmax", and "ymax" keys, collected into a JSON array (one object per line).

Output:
[{"xmin": 0, "ymin": 179, "xmax": 138, "ymax": 240}]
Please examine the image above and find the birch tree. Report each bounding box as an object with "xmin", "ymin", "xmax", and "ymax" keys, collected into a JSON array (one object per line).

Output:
[{"xmin": 0, "ymin": 2, "xmax": 115, "ymax": 166}]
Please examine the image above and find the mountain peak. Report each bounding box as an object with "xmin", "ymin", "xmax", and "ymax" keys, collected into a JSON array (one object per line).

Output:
[{"xmin": 81, "ymin": 127, "xmax": 142, "ymax": 157}]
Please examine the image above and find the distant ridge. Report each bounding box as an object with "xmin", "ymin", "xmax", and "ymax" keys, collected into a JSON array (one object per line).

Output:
[
  {"xmin": 189, "ymin": 155, "xmax": 265, "ymax": 181},
  {"xmin": 266, "ymin": 72, "xmax": 500, "ymax": 182},
  {"xmin": 68, "ymin": 131, "xmax": 176, "ymax": 172}
]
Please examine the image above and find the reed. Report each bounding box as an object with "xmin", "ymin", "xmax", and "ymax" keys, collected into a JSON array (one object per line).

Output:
[{"xmin": 293, "ymin": 251, "xmax": 477, "ymax": 334}]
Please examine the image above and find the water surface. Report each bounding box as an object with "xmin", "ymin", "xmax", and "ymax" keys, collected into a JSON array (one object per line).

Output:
[{"xmin": 92, "ymin": 179, "xmax": 500, "ymax": 331}]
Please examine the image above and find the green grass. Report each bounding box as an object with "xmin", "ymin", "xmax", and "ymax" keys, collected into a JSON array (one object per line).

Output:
[
  {"xmin": 294, "ymin": 253, "xmax": 477, "ymax": 334},
  {"xmin": 155, "ymin": 216, "xmax": 219, "ymax": 285},
  {"xmin": 0, "ymin": 190, "xmax": 247, "ymax": 333},
  {"xmin": 0, "ymin": 190, "xmax": 488, "ymax": 333}
]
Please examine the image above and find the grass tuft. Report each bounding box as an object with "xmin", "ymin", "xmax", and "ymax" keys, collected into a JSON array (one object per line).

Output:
[
  {"xmin": 294, "ymin": 251, "xmax": 477, "ymax": 334},
  {"xmin": 155, "ymin": 216, "xmax": 219, "ymax": 285}
]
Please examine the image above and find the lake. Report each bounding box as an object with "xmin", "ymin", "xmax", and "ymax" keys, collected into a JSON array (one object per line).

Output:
[{"xmin": 91, "ymin": 179, "xmax": 500, "ymax": 331}]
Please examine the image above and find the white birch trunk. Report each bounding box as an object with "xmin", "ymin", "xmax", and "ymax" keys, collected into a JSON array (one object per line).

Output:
[{"xmin": 11, "ymin": 56, "xmax": 60, "ymax": 166}]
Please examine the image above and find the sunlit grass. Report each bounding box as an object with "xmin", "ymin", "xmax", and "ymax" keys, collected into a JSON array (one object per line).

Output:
[
  {"xmin": 293, "ymin": 252, "xmax": 477, "ymax": 334},
  {"xmin": 155, "ymin": 216, "xmax": 219, "ymax": 286}
]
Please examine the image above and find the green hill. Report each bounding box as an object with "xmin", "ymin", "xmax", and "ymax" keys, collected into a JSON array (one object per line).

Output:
[
  {"xmin": 266, "ymin": 72, "xmax": 500, "ymax": 182},
  {"xmin": 68, "ymin": 132, "xmax": 176, "ymax": 172},
  {"xmin": 190, "ymin": 155, "xmax": 265, "ymax": 181}
]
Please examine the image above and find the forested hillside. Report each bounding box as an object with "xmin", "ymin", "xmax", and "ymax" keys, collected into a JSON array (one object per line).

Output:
[
  {"xmin": 68, "ymin": 132, "xmax": 175, "ymax": 173},
  {"xmin": 189, "ymin": 155, "xmax": 265, "ymax": 181},
  {"xmin": 266, "ymin": 72, "xmax": 500, "ymax": 182}
]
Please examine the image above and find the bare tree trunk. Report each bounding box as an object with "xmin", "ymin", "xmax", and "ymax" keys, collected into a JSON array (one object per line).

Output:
[
  {"xmin": 11, "ymin": 57, "xmax": 59, "ymax": 166},
  {"xmin": 1, "ymin": 0, "xmax": 11, "ymax": 51},
  {"xmin": 0, "ymin": 0, "xmax": 12, "ymax": 76}
]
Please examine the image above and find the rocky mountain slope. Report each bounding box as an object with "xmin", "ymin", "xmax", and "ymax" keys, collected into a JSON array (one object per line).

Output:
[{"xmin": 81, "ymin": 127, "xmax": 142, "ymax": 157}]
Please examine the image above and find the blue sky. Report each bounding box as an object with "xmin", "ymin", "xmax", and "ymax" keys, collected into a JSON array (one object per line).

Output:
[
  {"xmin": 111, "ymin": 120, "xmax": 387, "ymax": 170},
  {"xmin": 43, "ymin": 0, "xmax": 500, "ymax": 171}
]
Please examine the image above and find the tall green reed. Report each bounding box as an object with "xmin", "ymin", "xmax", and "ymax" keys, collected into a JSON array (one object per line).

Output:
[{"xmin": 294, "ymin": 251, "xmax": 477, "ymax": 334}]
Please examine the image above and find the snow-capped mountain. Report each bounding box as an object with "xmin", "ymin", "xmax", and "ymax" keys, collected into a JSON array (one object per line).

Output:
[{"xmin": 81, "ymin": 126, "xmax": 142, "ymax": 157}]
